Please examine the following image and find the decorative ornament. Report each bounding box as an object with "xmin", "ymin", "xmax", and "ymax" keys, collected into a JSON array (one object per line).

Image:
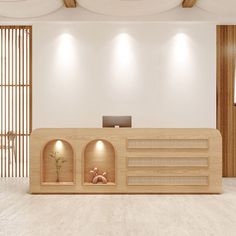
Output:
[{"xmin": 89, "ymin": 167, "xmax": 107, "ymax": 184}]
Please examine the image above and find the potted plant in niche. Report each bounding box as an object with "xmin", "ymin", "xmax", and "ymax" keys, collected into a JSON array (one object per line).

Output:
[{"xmin": 49, "ymin": 152, "xmax": 66, "ymax": 182}]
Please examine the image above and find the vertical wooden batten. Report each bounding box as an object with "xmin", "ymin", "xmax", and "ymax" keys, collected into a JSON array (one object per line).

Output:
[
  {"xmin": 217, "ymin": 25, "xmax": 236, "ymax": 177},
  {"xmin": 14, "ymin": 29, "xmax": 17, "ymax": 176},
  {"xmin": 4, "ymin": 28, "xmax": 7, "ymax": 177},
  {"xmin": 182, "ymin": 0, "xmax": 197, "ymax": 8},
  {"xmin": 18, "ymin": 28, "xmax": 21, "ymax": 177},
  {"xmin": 7, "ymin": 29, "xmax": 10, "ymax": 176},
  {"xmin": 0, "ymin": 26, "xmax": 32, "ymax": 177},
  {"xmin": 64, "ymin": 0, "xmax": 77, "ymax": 8}
]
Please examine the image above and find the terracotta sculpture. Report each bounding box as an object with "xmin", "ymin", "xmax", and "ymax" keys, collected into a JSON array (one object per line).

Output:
[{"xmin": 89, "ymin": 167, "xmax": 107, "ymax": 184}]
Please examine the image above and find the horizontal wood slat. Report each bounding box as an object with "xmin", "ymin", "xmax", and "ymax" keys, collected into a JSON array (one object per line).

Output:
[
  {"xmin": 127, "ymin": 139, "xmax": 208, "ymax": 149},
  {"xmin": 127, "ymin": 176, "xmax": 208, "ymax": 186},
  {"xmin": 127, "ymin": 156, "xmax": 208, "ymax": 167},
  {"xmin": 127, "ymin": 168, "xmax": 209, "ymax": 177}
]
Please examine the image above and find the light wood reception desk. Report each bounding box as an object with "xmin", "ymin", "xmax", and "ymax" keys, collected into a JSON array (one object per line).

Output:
[{"xmin": 30, "ymin": 128, "xmax": 222, "ymax": 194}]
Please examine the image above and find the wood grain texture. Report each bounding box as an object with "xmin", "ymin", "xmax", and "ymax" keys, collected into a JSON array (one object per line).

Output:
[
  {"xmin": 29, "ymin": 128, "xmax": 222, "ymax": 194},
  {"xmin": 127, "ymin": 139, "xmax": 208, "ymax": 149},
  {"xmin": 182, "ymin": 0, "xmax": 197, "ymax": 8},
  {"xmin": 0, "ymin": 26, "xmax": 32, "ymax": 178},
  {"xmin": 84, "ymin": 139, "xmax": 115, "ymax": 184},
  {"xmin": 127, "ymin": 176, "xmax": 208, "ymax": 186},
  {"xmin": 41, "ymin": 139, "xmax": 74, "ymax": 184},
  {"xmin": 64, "ymin": 0, "xmax": 76, "ymax": 8},
  {"xmin": 127, "ymin": 156, "xmax": 208, "ymax": 167},
  {"xmin": 217, "ymin": 25, "xmax": 236, "ymax": 177}
]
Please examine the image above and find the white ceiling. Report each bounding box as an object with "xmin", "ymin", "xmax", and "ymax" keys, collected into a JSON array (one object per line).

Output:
[
  {"xmin": 0, "ymin": 0, "xmax": 63, "ymax": 18},
  {"xmin": 0, "ymin": 0, "xmax": 235, "ymax": 18},
  {"xmin": 77, "ymin": 0, "xmax": 182, "ymax": 17},
  {"xmin": 197, "ymin": 0, "xmax": 236, "ymax": 16}
]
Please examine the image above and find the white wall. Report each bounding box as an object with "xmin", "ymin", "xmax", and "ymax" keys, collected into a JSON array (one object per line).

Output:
[{"xmin": 33, "ymin": 22, "xmax": 216, "ymax": 128}]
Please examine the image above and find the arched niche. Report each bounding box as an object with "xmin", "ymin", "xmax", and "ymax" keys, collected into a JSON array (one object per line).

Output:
[
  {"xmin": 84, "ymin": 139, "xmax": 115, "ymax": 185},
  {"xmin": 42, "ymin": 139, "xmax": 74, "ymax": 185}
]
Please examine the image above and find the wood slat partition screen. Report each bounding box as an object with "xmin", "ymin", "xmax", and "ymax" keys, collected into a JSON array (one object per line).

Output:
[
  {"xmin": 217, "ymin": 25, "xmax": 236, "ymax": 177},
  {"xmin": 0, "ymin": 26, "xmax": 32, "ymax": 177}
]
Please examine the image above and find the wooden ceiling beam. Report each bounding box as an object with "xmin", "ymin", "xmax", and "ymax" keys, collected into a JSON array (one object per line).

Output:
[
  {"xmin": 182, "ymin": 0, "xmax": 197, "ymax": 8},
  {"xmin": 64, "ymin": 0, "xmax": 77, "ymax": 8}
]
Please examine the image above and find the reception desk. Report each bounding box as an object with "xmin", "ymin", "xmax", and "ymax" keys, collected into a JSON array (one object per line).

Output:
[{"xmin": 30, "ymin": 128, "xmax": 222, "ymax": 194}]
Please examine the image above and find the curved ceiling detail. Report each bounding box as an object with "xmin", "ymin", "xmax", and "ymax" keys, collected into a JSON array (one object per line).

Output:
[
  {"xmin": 77, "ymin": 0, "xmax": 182, "ymax": 16},
  {"xmin": 0, "ymin": 0, "xmax": 235, "ymax": 19},
  {"xmin": 0, "ymin": 0, "xmax": 25, "ymax": 2},
  {"xmin": 0, "ymin": 0, "xmax": 63, "ymax": 18},
  {"xmin": 0, "ymin": 0, "xmax": 26, "ymax": 2},
  {"xmin": 197, "ymin": 0, "xmax": 236, "ymax": 16}
]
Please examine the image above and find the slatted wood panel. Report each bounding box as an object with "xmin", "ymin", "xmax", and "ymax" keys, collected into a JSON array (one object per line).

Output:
[
  {"xmin": 127, "ymin": 156, "xmax": 209, "ymax": 167},
  {"xmin": 127, "ymin": 176, "xmax": 208, "ymax": 186},
  {"xmin": 127, "ymin": 139, "xmax": 208, "ymax": 149},
  {"xmin": 126, "ymin": 136, "xmax": 211, "ymax": 187},
  {"xmin": 217, "ymin": 25, "xmax": 236, "ymax": 177},
  {"xmin": 0, "ymin": 26, "xmax": 32, "ymax": 177}
]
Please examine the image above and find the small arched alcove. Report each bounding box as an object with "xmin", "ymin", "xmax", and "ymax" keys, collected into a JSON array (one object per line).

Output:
[
  {"xmin": 42, "ymin": 139, "xmax": 74, "ymax": 185},
  {"xmin": 84, "ymin": 139, "xmax": 115, "ymax": 185}
]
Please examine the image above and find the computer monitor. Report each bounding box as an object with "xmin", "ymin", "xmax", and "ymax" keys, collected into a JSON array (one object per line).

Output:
[{"xmin": 102, "ymin": 116, "xmax": 132, "ymax": 128}]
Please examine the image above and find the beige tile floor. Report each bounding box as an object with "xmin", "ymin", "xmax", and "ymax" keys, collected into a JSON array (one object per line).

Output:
[{"xmin": 0, "ymin": 178, "xmax": 236, "ymax": 236}]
